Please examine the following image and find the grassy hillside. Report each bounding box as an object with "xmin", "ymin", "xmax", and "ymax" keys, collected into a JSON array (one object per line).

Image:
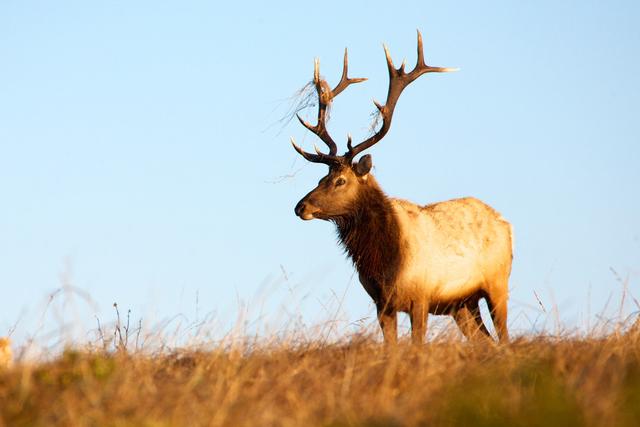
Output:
[{"xmin": 1, "ymin": 325, "xmax": 639, "ymax": 427}]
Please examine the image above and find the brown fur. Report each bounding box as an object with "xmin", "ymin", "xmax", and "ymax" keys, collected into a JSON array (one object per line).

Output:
[{"xmin": 334, "ymin": 179, "xmax": 401, "ymax": 303}]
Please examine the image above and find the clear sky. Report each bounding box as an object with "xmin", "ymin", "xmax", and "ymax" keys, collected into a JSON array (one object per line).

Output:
[{"xmin": 1, "ymin": 1, "xmax": 639, "ymax": 348}]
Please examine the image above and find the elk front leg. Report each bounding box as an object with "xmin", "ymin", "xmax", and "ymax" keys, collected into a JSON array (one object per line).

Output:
[
  {"xmin": 409, "ymin": 302, "xmax": 428, "ymax": 345},
  {"xmin": 377, "ymin": 304, "xmax": 397, "ymax": 345}
]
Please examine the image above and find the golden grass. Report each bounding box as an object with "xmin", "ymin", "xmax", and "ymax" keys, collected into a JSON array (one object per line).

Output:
[
  {"xmin": 1, "ymin": 322, "xmax": 639, "ymax": 427},
  {"xmin": 0, "ymin": 338, "xmax": 11, "ymax": 370}
]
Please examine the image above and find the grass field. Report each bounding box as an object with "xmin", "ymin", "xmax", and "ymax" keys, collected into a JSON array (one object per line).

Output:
[{"xmin": 1, "ymin": 318, "xmax": 639, "ymax": 427}]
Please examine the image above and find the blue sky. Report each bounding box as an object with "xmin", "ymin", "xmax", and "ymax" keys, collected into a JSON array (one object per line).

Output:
[{"xmin": 1, "ymin": 1, "xmax": 639, "ymax": 347}]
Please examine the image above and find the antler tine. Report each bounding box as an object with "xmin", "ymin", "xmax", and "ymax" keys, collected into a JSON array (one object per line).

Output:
[
  {"xmin": 412, "ymin": 30, "xmax": 459, "ymax": 75},
  {"xmin": 383, "ymin": 44, "xmax": 395, "ymax": 77},
  {"xmin": 346, "ymin": 30, "xmax": 457, "ymax": 161},
  {"xmin": 416, "ymin": 30, "xmax": 425, "ymax": 67},
  {"xmin": 332, "ymin": 48, "xmax": 367, "ymax": 98},
  {"xmin": 290, "ymin": 137, "xmax": 340, "ymax": 166},
  {"xmin": 314, "ymin": 57, "xmax": 320, "ymax": 84}
]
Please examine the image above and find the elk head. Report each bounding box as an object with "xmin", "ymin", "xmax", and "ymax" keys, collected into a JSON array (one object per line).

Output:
[{"xmin": 292, "ymin": 31, "xmax": 457, "ymax": 222}]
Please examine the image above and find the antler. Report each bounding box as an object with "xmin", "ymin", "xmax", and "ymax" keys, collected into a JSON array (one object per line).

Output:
[
  {"xmin": 291, "ymin": 49, "xmax": 366, "ymax": 165},
  {"xmin": 345, "ymin": 30, "xmax": 458, "ymax": 161}
]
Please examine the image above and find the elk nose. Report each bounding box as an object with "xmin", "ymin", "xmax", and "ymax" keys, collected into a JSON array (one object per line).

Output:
[{"xmin": 294, "ymin": 201, "xmax": 306, "ymax": 217}]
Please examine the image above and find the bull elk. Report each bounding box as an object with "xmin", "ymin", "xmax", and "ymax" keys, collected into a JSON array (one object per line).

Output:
[{"xmin": 291, "ymin": 31, "xmax": 513, "ymax": 344}]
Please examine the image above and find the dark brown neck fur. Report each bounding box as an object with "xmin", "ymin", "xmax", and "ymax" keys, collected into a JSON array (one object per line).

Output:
[{"xmin": 333, "ymin": 178, "xmax": 402, "ymax": 300}]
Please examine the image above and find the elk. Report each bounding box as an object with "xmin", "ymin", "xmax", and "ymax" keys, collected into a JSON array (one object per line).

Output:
[{"xmin": 291, "ymin": 31, "xmax": 513, "ymax": 344}]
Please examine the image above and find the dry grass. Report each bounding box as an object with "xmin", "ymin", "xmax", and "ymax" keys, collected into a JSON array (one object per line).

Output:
[{"xmin": 1, "ymin": 320, "xmax": 639, "ymax": 427}]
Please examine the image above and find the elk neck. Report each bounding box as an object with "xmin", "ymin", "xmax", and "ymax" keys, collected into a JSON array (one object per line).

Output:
[{"xmin": 333, "ymin": 177, "xmax": 402, "ymax": 287}]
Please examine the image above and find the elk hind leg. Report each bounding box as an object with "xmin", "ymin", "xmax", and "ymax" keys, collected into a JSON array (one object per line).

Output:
[
  {"xmin": 466, "ymin": 299, "xmax": 493, "ymax": 340},
  {"xmin": 454, "ymin": 306, "xmax": 480, "ymax": 341},
  {"xmin": 486, "ymin": 288, "xmax": 509, "ymax": 342}
]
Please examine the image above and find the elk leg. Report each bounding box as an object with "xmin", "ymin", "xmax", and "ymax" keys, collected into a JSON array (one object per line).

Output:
[
  {"xmin": 487, "ymin": 291, "xmax": 509, "ymax": 342},
  {"xmin": 453, "ymin": 306, "xmax": 477, "ymax": 340},
  {"xmin": 409, "ymin": 303, "xmax": 428, "ymax": 345},
  {"xmin": 466, "ymin": 300, "xmax": 492, "ymax": 340},
  {"xmin": 377, "ymin": 303, "xmax": 397, "ymax": 345}
]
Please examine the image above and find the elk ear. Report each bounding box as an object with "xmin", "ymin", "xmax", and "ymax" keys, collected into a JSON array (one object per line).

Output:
[{"xmin": 354, "ymin": 154, "xmax": 373, "ymax": 176}]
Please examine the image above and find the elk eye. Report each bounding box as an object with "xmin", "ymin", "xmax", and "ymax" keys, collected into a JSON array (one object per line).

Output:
[{"xmin": 335, "ymin": 177, "xmax": 346, "ymax": 187}]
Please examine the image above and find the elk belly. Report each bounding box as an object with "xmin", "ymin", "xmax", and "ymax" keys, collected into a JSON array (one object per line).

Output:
[{"xmin": 398, "ymin": 250, "xmax": 486, "ymax": 303}]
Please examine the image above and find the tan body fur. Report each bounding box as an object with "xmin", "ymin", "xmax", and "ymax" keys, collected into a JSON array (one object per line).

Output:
[
  {"xmin": 367, "ymin": 195, "xmax": 512, "ymax": 343},
  {"xmin": 391, "ymin": 197, "xmax": 511, "ymax": 311}
]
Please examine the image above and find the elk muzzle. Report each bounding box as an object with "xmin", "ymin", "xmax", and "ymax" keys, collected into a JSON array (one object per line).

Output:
[{"xmin": 294, "ymin": 199, "xmax": 317, "ymax": 220}]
